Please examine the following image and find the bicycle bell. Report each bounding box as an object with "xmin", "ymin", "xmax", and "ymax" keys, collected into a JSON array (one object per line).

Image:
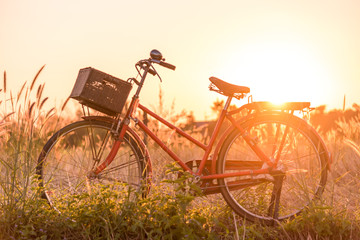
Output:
[{"xmin": 150, "ymin": 49, "xmax": 163, "ymax": 61}]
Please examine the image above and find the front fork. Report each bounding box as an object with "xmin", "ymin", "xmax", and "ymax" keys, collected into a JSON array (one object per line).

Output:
[
  {"xmin": 91, "ymin": 88, "xmax": 142, "ymax": 176},
  {"xmin": 91, "ymin": 122, "xmax": 129, "ymax": 175}
]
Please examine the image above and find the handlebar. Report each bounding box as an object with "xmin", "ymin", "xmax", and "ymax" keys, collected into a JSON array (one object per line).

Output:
[
  {"xmin": 135, "ymin": 50, "xmax": 176, "ymax": 78},
  {"xmin": 131, "ymin": 50, "xmax": 175, "ymax": 95},
  {"xmin": 149, "ymin": 49, "xmax": 176, "ymax": 70}
]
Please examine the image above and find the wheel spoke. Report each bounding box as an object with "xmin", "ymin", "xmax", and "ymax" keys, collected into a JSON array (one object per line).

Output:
[
  {"xmin": 98, "ymin": 159, "xmax": 140, "ymax": 176},
  {"xmin": 86, "ymin": 124, "xmax": 112, "ymax": 168},
  {"xmin": 271, "ymin": 123, "xmax": 282, "ymax": 157}
]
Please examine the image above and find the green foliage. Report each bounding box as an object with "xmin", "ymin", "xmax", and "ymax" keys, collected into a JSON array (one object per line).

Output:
[
  {"xmin": 0, "ymin": 166, "xmax": 228, "ymax": 239},
  {"xmin": 283, "ymin": 205, "xmax": 358, "ymax": 239}
]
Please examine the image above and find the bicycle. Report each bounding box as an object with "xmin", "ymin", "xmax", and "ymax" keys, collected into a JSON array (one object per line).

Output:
[{"xmin": 37, "ymin": 49, "xmax": 331, "ymax": 225}]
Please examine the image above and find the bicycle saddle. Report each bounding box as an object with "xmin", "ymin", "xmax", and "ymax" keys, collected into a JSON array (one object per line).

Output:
[{"xmin": 209, "ymin": 77, "xmax": 250, "ymax": 97}]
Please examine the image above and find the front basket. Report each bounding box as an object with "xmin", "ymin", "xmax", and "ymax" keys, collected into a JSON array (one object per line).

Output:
[{"xmin": 70, "ymin": 67, "xmax": 132, "ymax": 116}]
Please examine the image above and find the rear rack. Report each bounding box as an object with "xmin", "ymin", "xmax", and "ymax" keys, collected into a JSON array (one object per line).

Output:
[{"xmin": 227, "ymin": 101, "xmax": 313, "ymax": 116}]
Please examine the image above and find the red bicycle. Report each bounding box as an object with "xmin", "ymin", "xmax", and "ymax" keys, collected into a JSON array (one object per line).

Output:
[{"xmin": 37, "ymin": 50, "xmax": 330, "ymax": 225}]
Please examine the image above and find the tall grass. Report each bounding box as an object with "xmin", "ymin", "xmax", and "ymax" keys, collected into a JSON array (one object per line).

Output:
[
  {"xmin": 1, "ymin": 68, "xmax": 360, "ymax": 239},
  {"xmin": 0, "ymin": 67, "xmax": 72, "ymax": 238}
]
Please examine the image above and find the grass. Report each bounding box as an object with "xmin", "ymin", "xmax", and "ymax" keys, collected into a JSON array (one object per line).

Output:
[{"xmin": 1, "ymin": 68, "xmax": 360, "ymax": 239}]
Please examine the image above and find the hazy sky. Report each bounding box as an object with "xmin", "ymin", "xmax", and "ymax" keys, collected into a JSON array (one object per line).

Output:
[{"xmin": 1, "ymin": 0, "xmax": 360, "ymax": 119}]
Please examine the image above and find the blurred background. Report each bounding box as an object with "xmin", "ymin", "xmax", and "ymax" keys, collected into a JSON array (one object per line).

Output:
[{"xmin": 1, "ymin": 0, "xmax": 359, "ymax": 120}]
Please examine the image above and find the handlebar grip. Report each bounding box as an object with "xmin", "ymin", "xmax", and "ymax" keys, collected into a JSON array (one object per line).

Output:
[{"xmin": 159, "ymin": 61, "xmax": 176, "ymax": 70}]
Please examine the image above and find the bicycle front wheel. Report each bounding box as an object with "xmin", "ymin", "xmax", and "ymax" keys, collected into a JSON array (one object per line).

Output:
[
  {"xmin": 217, "ymin": 113, "xmax": 328, "ymax": 224},
  {"xmin": 37, "ymin": 120, "xmax": 150, "ymax": 211}
]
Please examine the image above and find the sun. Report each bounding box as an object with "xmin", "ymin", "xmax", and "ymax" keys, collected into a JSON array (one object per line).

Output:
[{"xmin": 215, "ymin": 41, "xmax": 332, "ymax": 106}]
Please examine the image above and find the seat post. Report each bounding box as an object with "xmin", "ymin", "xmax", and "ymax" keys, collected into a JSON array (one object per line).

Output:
[{"xmin": 223, "ymin": 96, "xmax": 233, "ymax": 111}]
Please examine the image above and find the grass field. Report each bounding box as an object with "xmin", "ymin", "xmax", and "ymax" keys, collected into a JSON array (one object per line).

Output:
[{"xmin": 1, "ymin": 69, "xmax": 360, "ymax": 239}]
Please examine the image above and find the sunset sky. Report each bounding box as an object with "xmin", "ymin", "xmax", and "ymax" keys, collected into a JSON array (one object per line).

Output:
[{"xmin": 1, "ymin": 0, "xmax": 360, "ymax": 120}]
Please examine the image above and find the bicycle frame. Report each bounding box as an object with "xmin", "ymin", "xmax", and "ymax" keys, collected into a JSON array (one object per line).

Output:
[
  {"xmin": 137, "ymin": 102, "xmax": 280, "ymax": 178},
  {"xmin": 93, "ymin": 96, "xmax": 277, "ymax": 182}
]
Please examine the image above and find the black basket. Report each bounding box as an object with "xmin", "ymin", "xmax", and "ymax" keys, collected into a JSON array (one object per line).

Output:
[{"xmin": 70, "ymin": 67, "xmax": 132, "ymax": 116}]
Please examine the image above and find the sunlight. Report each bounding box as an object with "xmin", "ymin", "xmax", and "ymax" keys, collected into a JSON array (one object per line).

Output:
[{"xmin": 216, "ymin": 41, "xmax": 332, "ymax": 105}]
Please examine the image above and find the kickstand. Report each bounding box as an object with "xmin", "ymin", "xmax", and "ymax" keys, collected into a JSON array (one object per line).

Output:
[{"xmin": 268, "ymin": 174, "xmax": 285, "ymax": 221}]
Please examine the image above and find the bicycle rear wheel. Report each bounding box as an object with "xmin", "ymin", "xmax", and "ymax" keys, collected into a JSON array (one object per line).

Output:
[
  {"xmin": 37, "ymin": 120, "xmax": 150, "ymax": 211},
  {"xmin": 217, "ymin": 113, "xmax": 328, "ymax": 224}
]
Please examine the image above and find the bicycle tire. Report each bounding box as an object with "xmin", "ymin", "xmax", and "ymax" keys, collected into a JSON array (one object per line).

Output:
[
  {"xmin": 217, "ymin": 113, "xmax": 328, "ymax": 224},
  {"xmin": 37, "ymin": 120, "xmax": 150, "ymax": 211}
]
